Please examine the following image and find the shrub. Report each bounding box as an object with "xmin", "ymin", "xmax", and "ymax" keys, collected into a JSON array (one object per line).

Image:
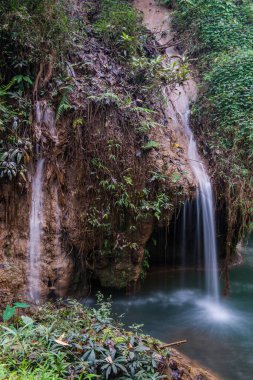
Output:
[
  {"xmin": 0, "ymin": 0, "xmax": 70, "ymax": 79},
  {"xmin": 95, "ymin": 0, "xmax": 144, "ymax": 57},
  {"xmin": 173, "ymin": 0, "xmax": 253, "ymax": 55}
]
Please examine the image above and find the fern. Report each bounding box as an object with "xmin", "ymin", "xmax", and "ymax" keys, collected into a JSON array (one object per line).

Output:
[
  {"xmin": 130, "ymin": 106, "xmax": 156, "ymax": 114},
  {"xmin": 56, "ymin": 95, "xmax": 72, "ymax": 121},
  {"xmin": 88, "ymin": 92, "xmax": 122, "ymax": 107}
]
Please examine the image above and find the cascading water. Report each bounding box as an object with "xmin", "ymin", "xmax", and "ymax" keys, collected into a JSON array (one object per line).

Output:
[
  {"xmin": 28, "ymin": 157, "xmax": 45, "ymax": 302},
  {"xmin": 28, "ymin": 100, "xmax": 67, "ymax": 301},
  {"xmin": 183, "ymin": 111, "xmax": 219, "ymax": 300},
  {"xmin": 134, "ymin": 0, "xmax": 220, "ymax": 300},
  {"xmin": 28, "ymin": 101, "xmax": 46, "ymax": 302}
]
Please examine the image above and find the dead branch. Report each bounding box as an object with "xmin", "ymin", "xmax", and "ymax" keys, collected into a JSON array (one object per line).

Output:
[{"xmin": 159, "ymin": 340, "xmax": 187, "ymax": 349}]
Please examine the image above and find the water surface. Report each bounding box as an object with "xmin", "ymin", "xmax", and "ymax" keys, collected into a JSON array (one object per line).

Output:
[{"xmin": 86, "ymin": 238, "xmax": 253, "ymax": 380}]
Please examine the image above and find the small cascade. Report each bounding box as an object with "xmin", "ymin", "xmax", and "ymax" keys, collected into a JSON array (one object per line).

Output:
[
  {"xmin": 28, "ymin": 100, "xmax": 67, "ymax": 301},
  {"xmin": 183, "ymin": 111, "xmax": 219, "ymax": 300},
  {"xmin": 28, "ymin": 101, "xmax": 46, "ymax": 302},
  {"xmin": 28, "ymin": 157, "xmax": 45, "ymax": 302}
]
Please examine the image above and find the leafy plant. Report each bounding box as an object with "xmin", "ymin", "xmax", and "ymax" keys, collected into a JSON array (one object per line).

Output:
[
  {"xmin": 0, "ymin": 138, "xmax": 31, "ymax": 181},
  {"xmin": 131, "ymin": 55, "xmax": 189, "ymax": 91},
  {"xmin": 0, "ymin": 300, "xmax": 169, "ymax": 379},
  {"xmin": 142, "ymin": 141, "xmax": 160, "ymax": 151},
  {"xmin": 100, "ymin": 351, "xmax": 128, "ymax": 379},
  {"xmin": 2, "ymin": 302, "xmax": 29, "ymax": 322},
  {"xmin": 0, "ymin": 0, "xmax": 71, "ymax": 75}
]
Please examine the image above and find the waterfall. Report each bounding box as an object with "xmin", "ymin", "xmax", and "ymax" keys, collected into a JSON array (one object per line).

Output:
[
  {"xmin": 183, "ymin": 111, "xmax": 219, "ymax": 300},
  {"xmin": 28, "ymin": 101, "xmax": 46, "ymax": 302},
  {"xmin": 28, "ymin": 158, "xmax": 45, "ymax": 302}
]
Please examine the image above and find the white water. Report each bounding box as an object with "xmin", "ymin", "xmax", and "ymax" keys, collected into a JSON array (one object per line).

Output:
[
  {"xmin": 28, "ymin": 158, "xmax": 45, "ymax": 302},
  {"xmin": 183, "ymin": 111, "xmax": 219, "ymax": 300}
]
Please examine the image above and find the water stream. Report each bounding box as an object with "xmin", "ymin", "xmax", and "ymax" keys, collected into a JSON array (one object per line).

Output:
[{"xmin": 28, "ymin": 157, "xmax": 45, "ymax": 302}]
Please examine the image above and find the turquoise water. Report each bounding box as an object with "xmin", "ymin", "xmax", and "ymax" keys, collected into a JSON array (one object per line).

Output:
[{"xmin": 86, "ymin": 238, "xmax": 253, "ymax": 379}]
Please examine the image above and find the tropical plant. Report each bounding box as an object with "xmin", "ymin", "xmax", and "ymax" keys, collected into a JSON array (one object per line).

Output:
[{"xmin": 0, "ymin": 299, "xmax": 169, "ymax": 379}]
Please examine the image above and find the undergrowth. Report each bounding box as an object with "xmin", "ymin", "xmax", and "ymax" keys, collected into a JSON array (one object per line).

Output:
[
  {"xmin": 95, "ymin": 0, "xmax": 143, "ymax": 57},
  {"xmin": 0, "ymin": 298, "xmax": 169, "ymax": 379}
]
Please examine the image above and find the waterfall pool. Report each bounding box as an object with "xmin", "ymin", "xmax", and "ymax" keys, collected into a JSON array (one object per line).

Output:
[{"xmin": 85, "ymin": 238, "xmax": 253, "ymax": 380}]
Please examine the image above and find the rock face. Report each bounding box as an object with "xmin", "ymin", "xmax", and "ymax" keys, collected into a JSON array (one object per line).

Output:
[
  {"xmin": 0, "ymin": 0, "xmax": 199, "ymax": 304},
  {"xmin": 0, "ymin": 184, "xmax": 28, "ymax": 304}
]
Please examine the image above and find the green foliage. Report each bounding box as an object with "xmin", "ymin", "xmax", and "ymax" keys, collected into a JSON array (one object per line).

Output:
[
  {"xmin": 55, "ymin": 81, "xmax": 75, "ymax": 121},
  {"xmin": 2, "ymin": 302, "xmax": 29, "ymax": 322},
  {"xmin": 88, "ymin": 92, "xmax": 123, "ymax": 107},
  {"xmin": 142, "ymin": 141, "xmax": 160, "ymax": 151},
  {"xmin": 0, "ymin": 75, "xmax": 32, "ymax": 133},
  {"xmin": 95, "ymin": 0, "xmax": 143, "ymax": 57},
  {"xmin": 0, "ymin": 0, "xmax": 71, "ymax": 76},
  {"xmin": 0, "ymin": 1, "xmax": 76, "ymax": 183},
  {"xmin": 136, "ymin": 120, "xmax": 158, "ymax": 134},
  {"xmin": 140, "ymin": 192, "xmax": 172, "ymax": 220},
  {"xmin": 174, "ymin": 0, "xmax": 253, "ymax": 54},
  {"xmin": 131, "ymin": 55, "xmax": 189, "ymax": 91},
  {"xmin": 201, "ymin": 49, "xmax": 253, "ymax": 155},
  {"xmin": 0, "ymin": 138, "xmax": 31, "ymax": 181},
  {"xmin": 171, "ymin": 172, "xmax": 181, "ymax": 183},
  {"xmin": 0, "ymin": 300, "xmax": 168, "ymax": 379}
]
